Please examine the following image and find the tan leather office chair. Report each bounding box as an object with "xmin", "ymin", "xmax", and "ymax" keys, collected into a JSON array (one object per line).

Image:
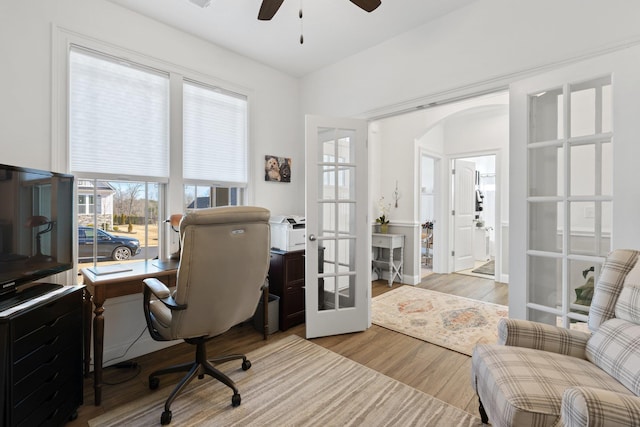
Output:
[{"xmin": 143, "ymin": 206, "xmax": 270, "ymax": 425}]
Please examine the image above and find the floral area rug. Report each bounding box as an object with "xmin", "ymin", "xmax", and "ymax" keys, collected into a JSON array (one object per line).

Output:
[{"xmin": 372, "ymin": 286, "xmax": 508, "ymax": 356}]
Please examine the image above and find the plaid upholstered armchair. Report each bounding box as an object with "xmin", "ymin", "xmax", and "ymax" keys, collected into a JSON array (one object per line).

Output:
[{"xmin": 471, "ymin": 249, "xmax": 640, "ymax": 427}]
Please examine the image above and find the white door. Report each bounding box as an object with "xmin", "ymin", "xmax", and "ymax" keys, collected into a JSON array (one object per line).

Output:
[
  {"xmin": 453, "ymin": 159, "xmax": 476, "ymax": 271},
  {"xmin": 305, "ymin": 115, "xmax": 369, "ymax": 339},
  {"xmin": 510, "ymin": 44, "xmax": 640, "ymax": 324}
]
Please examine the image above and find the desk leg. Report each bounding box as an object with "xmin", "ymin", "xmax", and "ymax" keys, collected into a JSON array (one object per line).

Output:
[
  {"xmin": 83, "ymin": 289, "xmax": 92, "ymax": 378},
  {"xmin": 92, "ymin": 294, "xmax": 105, "ymax": 406}
]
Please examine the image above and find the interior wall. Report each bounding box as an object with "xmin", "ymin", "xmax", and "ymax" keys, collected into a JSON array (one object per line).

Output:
[
  {"xmin": 0, "ymin": 0, "xmax": 302, "ymax": 217},
  {"xmin": 0, "ymin": 0, "xmax": 301, "ymax": 365},
  {"xmin": 300, "ymin": 0, "xmax": 640, "ymax": 119}
]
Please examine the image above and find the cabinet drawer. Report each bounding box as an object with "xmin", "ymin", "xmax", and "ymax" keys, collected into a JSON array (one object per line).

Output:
[
  {"xmin": 13, "ymin": 342, "xmax": 80, "ymax": 405},
  {"xmin": 284, "ymin": 255, "xmax": 304, "ymax": 282},
  {"xmin": 283, "ymin": 281, "xmax": 305, "ymax": 314},
  {"xmin": 13, "ymin": 308, "xmax": 80, "ymax": 365},
  {"xmin": 12, "ymin": 291, "xmax": 78, "ymax": 339},
  {"xmin": 372, "ymin": 234, "xmax": 403, "ymax": 248},
  {"xmin": 15, "ymin": 371, "xmax": 81, "ymax": 426},
  {"xmin": 372, "ymin": 235, "xmax": 390, "ymax": 247}
]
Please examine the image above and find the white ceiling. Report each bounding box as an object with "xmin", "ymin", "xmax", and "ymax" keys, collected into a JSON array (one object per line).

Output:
[{"xmin": 107, "ymin": 0, "xmax": 477, "ymax": 77}]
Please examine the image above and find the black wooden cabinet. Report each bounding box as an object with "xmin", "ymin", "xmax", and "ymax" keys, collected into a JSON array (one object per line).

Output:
[
  {"xmin": 268, "ymin": 249, "xmax": 305, "ymax": 331},
  {"xmin": 268, "ymin": 248, "xmax": 325, "ymax": 331},
  {"xmin": 0, "ymin": 285, "xmax": 84, "ymax": 426}
]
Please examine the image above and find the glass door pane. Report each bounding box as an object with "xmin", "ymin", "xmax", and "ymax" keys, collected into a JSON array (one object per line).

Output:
[
  {"xmin": 529, "ymin": 87, "xmax": 563, "ymax": 143},
  {"xmin": 317, "ymin": 128, "xmax": 356, "ymax": 310},
  {"xmin": 525, "ymin": 76, "xmax": 612, "ymax": 325}
]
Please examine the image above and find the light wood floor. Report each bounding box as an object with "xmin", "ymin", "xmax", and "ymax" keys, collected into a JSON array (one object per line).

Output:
[{"xmin": 69, "ymin": 273, "xmax": 507, "ymax": 426}]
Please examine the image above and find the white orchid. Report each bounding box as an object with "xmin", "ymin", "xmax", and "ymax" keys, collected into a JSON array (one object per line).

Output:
[{"xmin": 376, "ymin": 196, "xmax": 391, "ymax": 224}]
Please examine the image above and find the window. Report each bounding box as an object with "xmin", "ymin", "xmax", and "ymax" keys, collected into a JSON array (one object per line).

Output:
[
  {"xmin": 69, "ymin": 46, "xmax": 168, "ymax": 270},
  {"xmin": 68, "ymin": 44, "xmax": 249, "ymax": 271},
  {"xmin": 69, "ymin": 47, "xmax": 169, "ymax": 179},
  {"xmin": 184, "ymin": 185, "xmax": 244, "ymax": 210},
  {"xmin": 183, "ymin": 81, "xmax": 248, "ymax": 207},
  {"xmin": 78, "ymin": 195, "xmax": 94, "ymax": 215}
]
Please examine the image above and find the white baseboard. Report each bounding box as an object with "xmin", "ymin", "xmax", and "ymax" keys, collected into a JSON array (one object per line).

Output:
[{"xmin": 378, "ymin": 270, "xmax": 419, "ymax": 286}]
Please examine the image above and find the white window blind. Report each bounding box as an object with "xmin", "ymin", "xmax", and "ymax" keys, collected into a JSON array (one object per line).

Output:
[
  {"xmin": 69, "ymin": 46, "xmax": 169, "ymax": 179},
  {"xmin": 183, "ymin": 81, "xmax": 248, "ymax": 184}
]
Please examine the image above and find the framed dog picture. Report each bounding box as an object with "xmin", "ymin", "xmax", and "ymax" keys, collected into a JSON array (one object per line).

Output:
[{"xmin": 264, "ymin": 155, "xmax": 292, "ymax": 183}]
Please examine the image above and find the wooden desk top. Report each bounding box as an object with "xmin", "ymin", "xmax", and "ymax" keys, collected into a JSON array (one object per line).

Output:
[
  {"xmin": 81, "ymin": 260, "xmax": 179, "ymax": 286},
  {"xmin": 80, "ymin": 260, "xmax": 179, "ymax": 302}
]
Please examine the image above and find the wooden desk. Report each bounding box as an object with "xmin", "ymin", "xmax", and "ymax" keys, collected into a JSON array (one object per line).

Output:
[
  {"xmin": 81, "ymin": 259, "xmax": 270, "ymax": 406},
  {"xmin": 372, "ymin": 233, "xmax": 404, "ymax": 287},
  {"xmin": 81, "ymin": 260, "xmax": 178, "ymax": 406}
]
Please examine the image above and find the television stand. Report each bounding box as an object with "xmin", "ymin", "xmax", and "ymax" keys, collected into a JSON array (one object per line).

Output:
[
  {"xmin": 0, "ymin": 283, "xmax": 63, "ymax": 312},
  {"xmin": 0, "ymin": 284, "xmax": 84, "ymax": 426}
]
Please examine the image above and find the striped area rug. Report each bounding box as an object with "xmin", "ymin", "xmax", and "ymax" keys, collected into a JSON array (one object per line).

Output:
[{"xmin": 89, "ymin": 335, "xmax": 481, "ymax": 426}]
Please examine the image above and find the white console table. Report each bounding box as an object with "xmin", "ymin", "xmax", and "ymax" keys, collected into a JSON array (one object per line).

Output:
[{"xmin": 372, "ymin": 233, "xmax": 404, "ymax": 287}]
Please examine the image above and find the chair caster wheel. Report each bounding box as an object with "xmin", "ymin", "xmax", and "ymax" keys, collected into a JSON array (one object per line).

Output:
[
  {"xmin": 242, "ymin": 359, "xmax": 251, "ymax": 370},
  {"xmin": 149, "ymin": 377, "xmax": 160, "ymax": 390},
  {"xmin": 232, "ymin": 393, "xmax": 241, "ymax": 407},
  {"xmin": 161, "ymin": 410, "xmax": 172, "ymax": 425}
]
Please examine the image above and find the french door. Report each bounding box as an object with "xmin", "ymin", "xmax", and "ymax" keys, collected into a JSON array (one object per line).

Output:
[
  {"xmin": 304, "ymin": 115, "xmax": 370, "ymax": 339},
  {"xmin": 510, "ymin": 45, "xmax": 640, "ymax": 325}
]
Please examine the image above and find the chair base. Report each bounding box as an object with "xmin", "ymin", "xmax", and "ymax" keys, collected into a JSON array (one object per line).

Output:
[{"xmin": 148, "ymin": 337, "xmax": 251, "ymax": 425}]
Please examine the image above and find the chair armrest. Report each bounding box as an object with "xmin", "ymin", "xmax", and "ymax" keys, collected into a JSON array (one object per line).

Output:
[
  {"xmin": 143, "ymin": 278, "xmax": 186, "ymax": 311},
  {"xmin": 562, "ymin": 387, "xmax": 640, "ymax": 427},
  {"xmin": 498, "ymin": 318, "xmax": 591, "ymax": 358}
]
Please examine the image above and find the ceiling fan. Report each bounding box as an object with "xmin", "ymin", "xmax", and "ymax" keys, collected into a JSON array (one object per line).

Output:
[{"xmin": 258, "ymin": 0, "xmax": 382, "ymax": 21}]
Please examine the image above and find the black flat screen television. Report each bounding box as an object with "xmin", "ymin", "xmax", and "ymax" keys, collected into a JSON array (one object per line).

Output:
[{"xmin": 0, "ymin": 164, "xmax": 74, "ymax": 296}]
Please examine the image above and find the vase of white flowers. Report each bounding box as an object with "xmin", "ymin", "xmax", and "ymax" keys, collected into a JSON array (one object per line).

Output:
[{"xmin": 376, "ymin": 196, "xmax": 391, "ymax": 233}]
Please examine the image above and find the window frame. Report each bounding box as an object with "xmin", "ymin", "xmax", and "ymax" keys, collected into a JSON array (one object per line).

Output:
[{"xmin": 55, "ymin": 30, "xmax": 254, "ymax": 270}]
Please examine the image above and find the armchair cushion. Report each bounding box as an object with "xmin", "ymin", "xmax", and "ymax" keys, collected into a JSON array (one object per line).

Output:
[
  {"xmin": 498, "ymin": 318, "xmax": 591, "ymax": 359},
  {"xmin": 472, "ymin": 344, "xmax": 634, "ymax": 427},
  {"xmin": 616, "ymin": 285, "xmax": 640, "ymax": 323},
  {"xmin": 562, "ymin": 386, "xmax": 640, "ymax": 427},
  {"xmin": 586, "ymin": 318, "xmax": 640, "ymax": 395},
  {"xmin": 588, "ymin": 249, "xmax": 639, "ymax": 331}
]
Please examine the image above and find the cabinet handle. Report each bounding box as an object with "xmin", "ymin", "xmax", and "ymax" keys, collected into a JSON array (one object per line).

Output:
[
  {"xmin": 46, "ymin": 408, "xmax": 60, "ymax": 420},
  {"xmin": 45, "ymin": 336, "xmax": 60, "ymax": 346},
  {"xmin": 45, "ymin": 372, "xmax": 60, "ymax": 384},
  {"xmin": 45, "ymin": 390, "xmax": 60, "ymax": 402},
  {"xmin": 45, "ymin": 353, "xmax": 60, "ymax": 365}
]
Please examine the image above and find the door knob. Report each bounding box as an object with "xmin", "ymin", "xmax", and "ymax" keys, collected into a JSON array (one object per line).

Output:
[{"xmin": 308, "ymin": 234, "xmax": 316, "ymax": 241}]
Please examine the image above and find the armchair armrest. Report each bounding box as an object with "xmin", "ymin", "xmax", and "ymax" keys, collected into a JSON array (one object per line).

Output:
[
  {"xmin": 562, "ymin": 387, "xmax": 640, "ymax": 427},
  {"xmin": 498, "ymin": 318, "xmax": 591, "ymax": 359},
  {"xmin": 143, "ymin": 278, "xmax": 186, "ymax": 311}
]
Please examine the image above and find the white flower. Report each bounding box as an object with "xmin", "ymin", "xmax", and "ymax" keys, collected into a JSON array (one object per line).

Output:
[{"xmin": 376, "ymin": 196, "xmax": 391, "ymax": 224}]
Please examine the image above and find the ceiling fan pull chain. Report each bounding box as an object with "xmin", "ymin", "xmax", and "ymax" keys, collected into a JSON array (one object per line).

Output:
[{"xmin": 299, "ymin": 0, "xmax": 304, "ymax": 44}]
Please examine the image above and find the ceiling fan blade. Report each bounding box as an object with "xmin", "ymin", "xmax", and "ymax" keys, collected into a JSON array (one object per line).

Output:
[
  {"xmin": 258, "ymin": 0, "xmax": 285, "ymax": 20},
  {"xmin": 349, "ymin": 0, "xmax": 382, "ymax": 13}
]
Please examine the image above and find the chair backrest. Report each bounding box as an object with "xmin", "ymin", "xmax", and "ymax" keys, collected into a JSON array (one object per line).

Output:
[
  {"xmin": 586, "ymin": 249, "xmax": 640, "ymax": 396},
  {"xmin": 169, "ymin": 206, "xmax": 271, "ymax": 339},
  {"xmin": 588, "ymin": 249, "xmax": 640, "ymax": 331}
]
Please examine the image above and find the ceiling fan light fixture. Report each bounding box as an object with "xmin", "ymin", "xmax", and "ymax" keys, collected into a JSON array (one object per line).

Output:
[{"xmin": 188, "ymin": 0, "xmax": 212, "ymax": 8}]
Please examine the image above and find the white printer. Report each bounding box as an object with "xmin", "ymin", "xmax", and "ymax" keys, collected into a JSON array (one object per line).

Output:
[{"xmin": 269, "ymin": 215, "xmax": 306, "ymax": 252}]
